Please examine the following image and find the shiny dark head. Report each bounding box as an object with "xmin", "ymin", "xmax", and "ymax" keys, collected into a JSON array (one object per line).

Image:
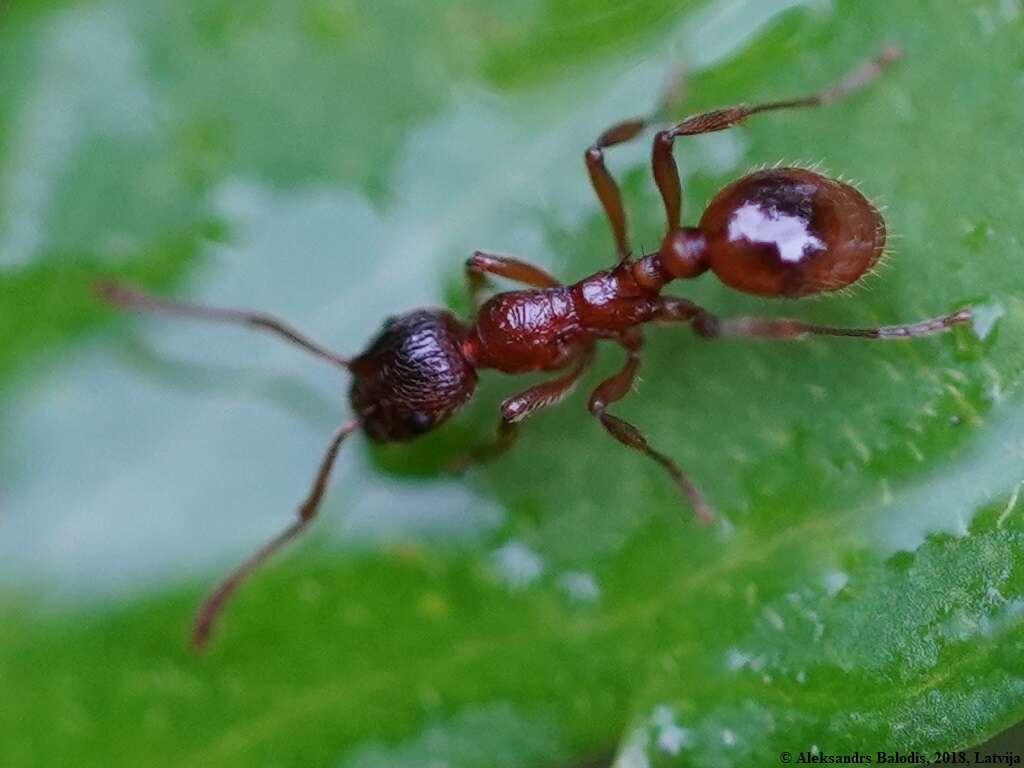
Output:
[{"xmin": 349, "ymin": 309, "xmax": 477, "ymax": 442}]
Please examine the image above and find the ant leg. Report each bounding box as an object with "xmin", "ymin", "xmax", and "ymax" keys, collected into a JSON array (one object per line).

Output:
[
  {"xmin": 465, "ymin": 250, "xmax": 561, "ymax": 311},
  {"xmin": 587, "ymin": 333, "xmax": 714, "ymax": 524},
  {"xmin": 453, "ymin": 346, "xmax": 595, "ymax": 469},
  {"xmin": 191, "ymin": 418, "xmax": 361, "ymax": 651},
  {"xmin": 655, "ymin": 296, "xmax": 972, "ymax": 341},
  {"xmin": 586, "ymin": 70, "xmax": 687, "ymax": 260},
  {"xmin": 586, "ymin": 119, "xmax": 647, "ymax": 260},
  {"xmin": 652, "ymin": 47, "xmax": 900, "ymax": 229},
  {"xmin": 95, "ymin": 281, "xmax": 350, "ymax": 370}
]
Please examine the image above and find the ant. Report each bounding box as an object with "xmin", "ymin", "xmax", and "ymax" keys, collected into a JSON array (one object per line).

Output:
[{"xmin": 97, "ymin": 47, "xmax": 972, "ymax": 650}]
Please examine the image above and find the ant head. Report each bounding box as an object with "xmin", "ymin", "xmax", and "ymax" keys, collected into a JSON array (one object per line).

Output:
[{"xmin": 349, "ymin": 309, "xmax": 477, "ymax": 442}]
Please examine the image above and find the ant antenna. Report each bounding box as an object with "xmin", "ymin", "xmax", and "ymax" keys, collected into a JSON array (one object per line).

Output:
[
  {"xmin": 94, "ymin": 281, "xmax": 351, "ymax": 370},
  {"xmin": 191, "ymin": 418, "xmax": 362, "ymax": 650},
  {"xmin": 94, "ymin": 280, "xmax": 361, "ymax": 648}
]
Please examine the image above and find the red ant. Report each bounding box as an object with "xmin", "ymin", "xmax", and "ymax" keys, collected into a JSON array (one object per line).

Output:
[{"xmin": 98, "ymin": 48, "xmax": 972, "ymax": 650}]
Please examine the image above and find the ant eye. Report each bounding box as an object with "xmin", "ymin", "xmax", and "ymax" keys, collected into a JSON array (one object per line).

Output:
[{"xmin": 407, "ymin": 412, "xmax": 433, "ymax": 434}]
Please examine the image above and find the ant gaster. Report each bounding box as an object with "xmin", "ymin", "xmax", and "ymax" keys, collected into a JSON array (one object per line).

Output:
[{"xmin": 98, "ymin": 48, "xmax": 972, "ymax": 650}]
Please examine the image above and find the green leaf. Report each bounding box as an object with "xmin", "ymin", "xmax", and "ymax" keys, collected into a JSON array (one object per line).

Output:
[{"xmin": 2, "ymin": 1, "xmax": 1023, "ymax": 766}]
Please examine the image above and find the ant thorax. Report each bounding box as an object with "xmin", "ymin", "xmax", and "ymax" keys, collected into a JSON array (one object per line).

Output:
[{"xmin": 466, "ymin": 288, "xmax": 581, "ymax": 374}]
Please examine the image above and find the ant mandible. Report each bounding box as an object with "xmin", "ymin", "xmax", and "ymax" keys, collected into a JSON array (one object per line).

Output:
[{"xmin": 98, "ymin": 47, "xmax": 972, "ymax": 650}]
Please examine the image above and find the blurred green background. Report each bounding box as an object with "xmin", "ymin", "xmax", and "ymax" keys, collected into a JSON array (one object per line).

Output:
[{"xmin": 2, "ymin": 0, "xmax": 1024, "ymax": 766}]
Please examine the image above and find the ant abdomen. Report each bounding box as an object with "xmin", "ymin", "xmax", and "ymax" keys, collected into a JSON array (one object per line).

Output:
[{"xmin": 699, "ymin": 168, "xmax": 886, "ymax": 298}]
